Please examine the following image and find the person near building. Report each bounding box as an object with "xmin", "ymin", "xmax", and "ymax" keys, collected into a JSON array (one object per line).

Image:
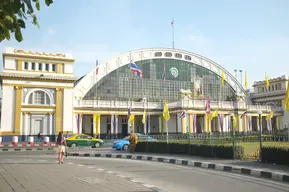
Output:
[
  {"xmin": 129, "ymin": 130, "xmax": 138, "ymax": 153},
  {"xmin": 56, "ymin": 131, "xmax": 66, "ymax": 164}
]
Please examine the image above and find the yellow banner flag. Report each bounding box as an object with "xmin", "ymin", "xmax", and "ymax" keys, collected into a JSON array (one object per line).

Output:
[
  {"xmin": 221, "ymin": 71, "xmax": 225, "ymax": 86},
  {"xmin": 206, "ymin": 114, "xmax": 210, "ymax": 133},
  {"xmin": 94, "ymin": 114, "xmax": 101, "ymax": 136},
  {"xmin": 129, "ymin": 114, "xmax": 135, "ymax": 124},
  {"xmin": 284, "ymin": 80, "xmax": 289, "ymax": 111},
  {"xmin": 266, "ymin": 112, "xmax": 274, "ymax": 120},
  {"xmin": 210, "ymin": 110, "xmax": 218, "ymax": 121},
  {"xmin": 142, "ymin": 109, "xmax": 146, "ymax": 124},
  {"xmin": 244, "ymin": 71, "xmax": 248, "ymax": 89},
  {"xmin": 265, "ymin": 75, "xmax": 269, "ymax": 90},
  {"xmin": 163, "ymin": 101, "xmax": 170, "ymax": 121}
]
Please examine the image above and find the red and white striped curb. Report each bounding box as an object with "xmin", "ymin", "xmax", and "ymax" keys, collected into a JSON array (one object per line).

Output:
[{"xmin": 0, "ymin": 143, "xmax": 56, "ymax": 147}]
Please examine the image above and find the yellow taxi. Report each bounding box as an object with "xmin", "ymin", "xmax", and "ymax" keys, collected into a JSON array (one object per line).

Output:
[{"xmin": 66, "ymin": 134, "xmax": 104, "ymax": 148}]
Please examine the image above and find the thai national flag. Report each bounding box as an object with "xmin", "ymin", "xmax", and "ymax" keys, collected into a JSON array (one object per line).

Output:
[
  {"xmin": 95, "ymin": 60, "xmax": 99, "ymax": 76},
  {"xmin": 162, "ymin": 64, "xmax": 166, "ymax": 82},
  {"xmin": 130, "ymin": 62, "xmax": 144, "ymax": 77},
  {"xmin": 178, "ymin": 110, "xmax": 185, "ymax": 119},
  {"xmin": 171, "ymin": 20, "xmax": 174, "ymax": 27}
]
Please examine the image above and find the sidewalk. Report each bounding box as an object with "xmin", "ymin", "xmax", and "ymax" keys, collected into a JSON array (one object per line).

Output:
[
  {"xmin": 0, "ymin": 158, "xmax": 157, "ymax": 192},
  {"xmin": 122, "ymin": 152, "xmax": 289, "ymax": 174}
]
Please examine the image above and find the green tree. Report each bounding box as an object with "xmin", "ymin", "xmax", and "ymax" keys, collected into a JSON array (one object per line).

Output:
[{"xmin": 0, "ymin": 0, "xmax": 54, "ymax": 42}]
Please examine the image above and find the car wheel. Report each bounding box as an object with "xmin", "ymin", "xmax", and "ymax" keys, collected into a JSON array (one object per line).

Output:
[
  {"xmin": 94, "ymin": 142, "xmax": 100, "ymax": 148},
  {"xmin": 71, "ymin": 143, "xmax": 77, "ymax": 148},
  {"xmin": 123, "ymin": 144, "xmax": 129, "ymax": 151}
]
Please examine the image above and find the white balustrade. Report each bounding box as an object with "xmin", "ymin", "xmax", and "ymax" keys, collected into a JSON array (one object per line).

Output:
[{"xmin": 73, "ymin": 99, "xmax": 282, "ymax": 113}]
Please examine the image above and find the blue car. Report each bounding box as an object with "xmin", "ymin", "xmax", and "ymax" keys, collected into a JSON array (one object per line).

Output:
[{"xmin": 112, "ymin": 133, "xmax": 157, "ymax": 151}]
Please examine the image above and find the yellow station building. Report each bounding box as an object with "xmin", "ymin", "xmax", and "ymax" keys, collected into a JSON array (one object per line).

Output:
[{"xmin": 0, "ymin": 47, "xmax": 284, "ymax": 142}]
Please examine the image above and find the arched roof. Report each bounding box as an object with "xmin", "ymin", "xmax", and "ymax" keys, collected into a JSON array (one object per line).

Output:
[{"xmin": 74, "ymin": 48, "xmax": 246, "ymax": 99}]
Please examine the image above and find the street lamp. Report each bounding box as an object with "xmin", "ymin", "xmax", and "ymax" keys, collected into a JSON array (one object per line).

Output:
[
  {"xmin": 258, "ymin": 110, "xmax": 263, "ymax": 162},
  {"xmin": 230, "ymin": 112, "xmax": 235, "ymax": 159}
]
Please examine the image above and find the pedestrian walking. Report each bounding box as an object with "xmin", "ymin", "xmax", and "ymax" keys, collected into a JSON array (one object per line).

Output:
[
  {"xmin": 129, "ymin": 130, "xmax": 138, "ymax": 153},
  {"xmin": 56, "ymin": 131, "xmax": 66, "ymax": 164}
]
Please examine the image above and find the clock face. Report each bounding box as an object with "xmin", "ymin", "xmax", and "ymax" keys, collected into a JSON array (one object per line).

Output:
[{"xmin": 170, "ymin": 67, "xmax": 178, "ymax": 78}]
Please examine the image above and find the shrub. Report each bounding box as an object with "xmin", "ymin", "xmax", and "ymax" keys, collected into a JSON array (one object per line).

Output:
[
  {"xmin": 135, "ymin": 142, "xmax": 244, "ymax": 159},
  {"xmin": 261, "ymin": 146, "xmax": 289, "ymax": 165}
]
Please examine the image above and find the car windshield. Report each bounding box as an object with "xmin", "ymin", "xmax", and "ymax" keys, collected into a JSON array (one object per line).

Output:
[{"xmin": 123, "ymin": 136, "xmax": 130, "ymax": 140}]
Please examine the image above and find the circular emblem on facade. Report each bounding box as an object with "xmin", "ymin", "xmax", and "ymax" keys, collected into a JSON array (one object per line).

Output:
[{"xmin": 170, "ymin": 67, "xmax": 178, "ymax": 78}]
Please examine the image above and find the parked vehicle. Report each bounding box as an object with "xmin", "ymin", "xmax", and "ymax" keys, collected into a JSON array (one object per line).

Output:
[
  {"xmin": 112, "ymin": 133, "xmax": 157, "ymax": 151},
  {"xmin": 66, "ymin": 134, "xmax": 104, "ymax": 148}
]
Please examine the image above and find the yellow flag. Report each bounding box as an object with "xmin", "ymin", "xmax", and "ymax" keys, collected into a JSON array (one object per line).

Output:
[
  {"xmin": 206, "ymin": 114, "xmax": 210, "ymax": 133},
  {"xmin": 284, "ymin": 80, "xmax": 289, "ymax": 111},
  {"xmin": 265, "ymin": 75, "xmax": 269, "ymax": 90},
  {"xmin": 142, "ymin": 109, "xmax": 146, "ymax": 124},
  {"xmin": 244, "ymin": 71, "xmax": 248, "ymax": 89},
  {"xmin": 129, "ymin": 114, "xmax": 135, "ymax": 124},
  {"xmin": 221, "ymin": 71, "xmax": 225, "ymax": 86},
  {"xmin": 163, "ymin": 101, "xmax": 170, "ymax": 120},
  {"xmin": 94, "ymin": 114, "xmax": 100, "ymax": 136},
  {"xmin": 266, "ymin": 112, "xmax": 274, "ymax": 120},
  {"xmin": 210, "ymin": 110, "xmax": 218, "ymax": 121}
]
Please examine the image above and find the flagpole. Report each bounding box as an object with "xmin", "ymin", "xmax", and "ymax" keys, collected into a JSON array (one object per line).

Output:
[
  {"xmin": 94, "ymin": 59, "xmax": 98, "ymax": 138},
  {"xmin": 171, "ymin": 20, "xmax": 175, "ymax": 49}
]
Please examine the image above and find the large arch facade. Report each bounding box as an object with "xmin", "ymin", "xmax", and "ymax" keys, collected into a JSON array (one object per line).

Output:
[{"xmin": 74, "ymin": 48, "xmax": 247, "ymax": 101}]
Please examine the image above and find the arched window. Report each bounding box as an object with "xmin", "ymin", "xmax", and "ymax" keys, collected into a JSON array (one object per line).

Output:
[{"xmin": 28, "ymin": 91, "xmax": 50, "ymax": 105}]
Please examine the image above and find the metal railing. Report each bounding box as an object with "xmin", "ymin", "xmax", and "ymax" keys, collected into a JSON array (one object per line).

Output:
[{"xmin": 74, "ymin": 99, "xmax": 283, "ymax": 112}]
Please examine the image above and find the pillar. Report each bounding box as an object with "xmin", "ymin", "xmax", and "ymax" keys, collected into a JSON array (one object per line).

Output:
[
  {"xmin": 14, "ymin": 86, "xmax": 22, "ymax": 134},
  {"xmin": 238, "ymin": 115, "xmax": 243, "ymax": 132},
  {"xmin": 110, "ymin": 114, "xmax": 114, "ymax": 136},
  {"xmin": 204, "ymin": 114, "xmax": 211, "ymax": 133},
  {"xmin": 181, "ymin": 116, "xmax": 186, "ymax": 134},
  {"xmin": 55, "ymin": 88, "xmax": 63, "ymax": 133},
  {"xmin": 147, "ymin": 114, "xmax": 151, "ymax": 134},
  {"xmin": 189, "ymin": 114, "xmax": 193, "ymax": 133},
  {"xmin": 23, "ymin": 112, "xmax": 29, "ymax": 141},
  {"xmin": 257, "ymin": 116, "xmax": 260, "ymax": 131},
  {"xmin": 243, "ymin": 116, "xmax": 247, "ymax": 133},
  {"xmin": 49, "ymin": 113, "xmax": 53, "ymax": 135},
  {"xmin": 158, "ymin": 115, "xmax": 162, "ymax": 134},
  {"xmin": 143, "ymin": 115, "xmax": 147, "ymax": 135},
  {"xmin": 111, "ymin": 114, "xmax": 118, "ymax": 137}
]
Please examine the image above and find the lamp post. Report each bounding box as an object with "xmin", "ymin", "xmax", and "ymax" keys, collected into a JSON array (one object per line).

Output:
[
  {"xmin": 230, "ymin": 112, "xmax": 235, "ymax": 159},
  {"xmin": 258, "ymin": 110, "xmax": 263, "ymax": 162}
]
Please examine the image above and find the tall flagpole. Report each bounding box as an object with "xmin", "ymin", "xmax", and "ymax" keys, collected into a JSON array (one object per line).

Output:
[
  {"xmin": 94, "ymin": 59, "xmax": 98, "ymax": 138},
  {"xmin": 171, "ymin": 20, "xmax": 174, "ymax": 49}
]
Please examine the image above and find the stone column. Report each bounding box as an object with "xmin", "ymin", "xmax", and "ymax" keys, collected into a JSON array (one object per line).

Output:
[
  {"xmin": 158, "ymin": 115, "xmax": 162, "ymax": 134},
  {"xmin": 110, "ymin": 114, "xmax": 114, "ymax": 137},
  {"xmin": 189, "ymin": 114, "xmax": 193, "ymax": 133},
  {"xmin": 147, "ymin": 114, "xmax": 151, "ymax": 134},
  {"xmin": 49, "ymin": 113, "xmax": 53, "ymax": 136},
  {"xmin": 181, "ymin": 116, "xmax": 186, "ymax": 134}
]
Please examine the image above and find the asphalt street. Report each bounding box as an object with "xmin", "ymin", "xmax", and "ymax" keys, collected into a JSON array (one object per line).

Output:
[{"xmin": 1, "ymin": 152, "xmax": 289, "ymax": 192}]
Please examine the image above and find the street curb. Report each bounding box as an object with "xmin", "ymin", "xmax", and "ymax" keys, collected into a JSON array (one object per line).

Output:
[
  {"xmin": 0, "ymin": 147, "xmax": 55, "ymax": 152},
  {"xmin": 0, "ymin": 144, "xmax": 56, "ymax": 147},
  {"xmin": 68, "ymin": 152, "xmax": 289, "ymax": 183}
]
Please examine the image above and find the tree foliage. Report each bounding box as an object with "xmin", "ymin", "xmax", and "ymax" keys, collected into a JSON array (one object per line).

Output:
[{"xmin": 0, "ymin": 0, "xmax": 54, "ymax": 42}]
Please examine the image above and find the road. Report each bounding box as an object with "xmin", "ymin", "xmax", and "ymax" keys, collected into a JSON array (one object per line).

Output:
[{"xmin": 0, "ymin": 152, "xmax": 289, "ymax": 192}]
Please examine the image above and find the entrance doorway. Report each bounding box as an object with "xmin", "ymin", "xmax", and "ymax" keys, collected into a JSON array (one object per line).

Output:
[{"xmin": 122, "ymin": 124, "xmax": 128, "ymax": 137}]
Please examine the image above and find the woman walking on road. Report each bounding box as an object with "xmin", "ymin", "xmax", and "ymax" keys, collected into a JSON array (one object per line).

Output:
[{"xmin": 56, "ymin": 131, "xmax": 66, "ymax": 164}]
